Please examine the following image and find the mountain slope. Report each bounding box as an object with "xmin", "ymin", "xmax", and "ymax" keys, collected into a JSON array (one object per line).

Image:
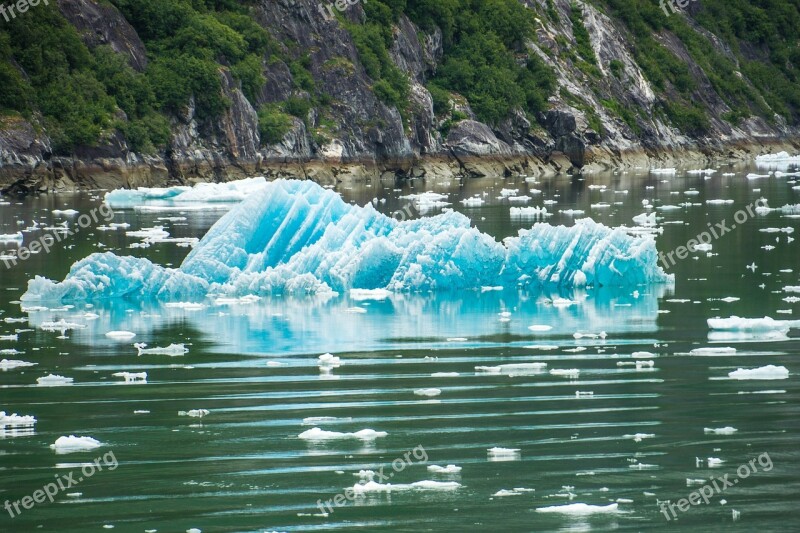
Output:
[{"xmin": 1, "ymin": 0, "xmax": 799, "ymax": 191}]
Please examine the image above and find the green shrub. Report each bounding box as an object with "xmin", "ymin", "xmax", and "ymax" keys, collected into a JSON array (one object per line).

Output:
[{"xmin": 258, "ymin": 105, "xmax": 293, "ymax": 145}]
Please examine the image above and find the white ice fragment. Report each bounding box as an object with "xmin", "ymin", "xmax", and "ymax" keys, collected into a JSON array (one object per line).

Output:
[
  {"xmin": 50, "ymin": 435, "xmax": 102, "ymax": 452},
  {"xmin": 105, "ymin": 331, "xmax": 136, "ymax": 340},
  {"xmin": 689, "ymin": 347, "xmax": 737, "ymax": 355},
  {"xmin": 414, "ymin": 388, "xmax": 442, "ymax": 397},
  {"xmin": 728, "ymin": 365, "xmax": 789, "ymax": 380},
  {"xmin": 179, "ymin": 409, "xmax": 209, "ymax": 418},
  {"xmin": 135, "ymin": 343, "xmax": 188, "ymax": 356},
  {"xmin": 36, "ymin": 374, "xmax": 73, "ymax": 386},
  {"xmin": 427, "ymin": 464, "xmax": 462, "ymax": 474},
  {"xmin": 298, "ymin": 427, "xmax": 387, "ymax": 441},
  {"xmin": 704, "ymin": 427, "xmax": 737, "ymax": 435},
  {"xmin": 112, "ymin": 372, "xmax": 147, "ymax": 382},
  {"xmin": 536, "ymin": 503, "xmax": 620, "ymax": 514}
]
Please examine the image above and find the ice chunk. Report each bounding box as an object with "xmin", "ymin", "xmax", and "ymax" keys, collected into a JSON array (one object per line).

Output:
[
  {"xmin": 689, "ymin": 347, "xmax": 736, "ymax": 355},
  {"xmin": 50, "ymin": 435, "xmax": 102, "ymax": 452},
  {"xmin": 704, "ymin": 427, "xmax": 737, "ymax": 435},
  {"xmin": 298, "ymin": 427, "xmax": 387, "ymax": 441},
  {"xmin": 414, "ymin": 388, "xmax": 442, "ymax": 397},
  {"xmin": 36, "ymin": 374, "xmax": 73, "ymax": 386},
  {"xmin": 728, "ymin": 365, "xmax": 789, "ymax": 380},
  {"xmin": 105, "ymin": 331, "xmax": 136, "ymax": 340},
  {"xmin": 0, "ymin": 411, "xmax": 36, "ymax": 427},
  {"xmin": 487, "ymin": 447, "xmax": 521, "ymax": 461},
  {"xmin": 135, "ymin": 343, "xmax": 188, "ymax": 356},
  {"xmin": 351, "ymin": 480, "xmax": 461, "ymax": 494},
  {"xmin": 22, "ymin": 180, "xmax": 673, "ymax": 303},
  {"xmin": 113, "ymin": 372, "xmax": 147, "ymax": 382},
  {"xmin": 0, "ymin": 359, "xmax": 36, "ymax": 370},
  {"xmin": 476, "ymin": 362, "xmax": 547, "ymax": 376},
  {"xmin": 708, "ymin": 316, "xmax": 800, "ymax": 331},
  {"xmin": 427, "ymin": 464, "xmax": 462, "ymax": 474},
  {"xmin": 104, "ymin": 177, "xmax": 267, "ymax": 209},
  {"xmin": 536, "ymin": 503, "xmax": 620, "ymax": 514},
  {"xmin": 179, "ymin": 409, "xmax": 210, "ymax": 418}
]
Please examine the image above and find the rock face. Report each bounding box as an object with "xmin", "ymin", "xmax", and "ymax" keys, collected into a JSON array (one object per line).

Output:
[{"xmin": 2, "ymin": 0, "xmax": 800, "ymax": 192}]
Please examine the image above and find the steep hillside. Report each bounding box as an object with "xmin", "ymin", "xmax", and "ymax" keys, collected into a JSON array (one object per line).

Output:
[{"xmin": 1, "ymin": 0, "xmax": 799, "ymax": 191}]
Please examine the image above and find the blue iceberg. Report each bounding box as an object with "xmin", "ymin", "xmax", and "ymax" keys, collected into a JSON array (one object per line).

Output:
[{"xmin": 22, "ymin": 179, "xmax": 672, "ymax": 302}]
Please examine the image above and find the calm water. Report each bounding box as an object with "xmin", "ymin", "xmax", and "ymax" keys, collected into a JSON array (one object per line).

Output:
[{"xmin": 1, "ymin": 164, "xmax": 799, "ymax": 532}]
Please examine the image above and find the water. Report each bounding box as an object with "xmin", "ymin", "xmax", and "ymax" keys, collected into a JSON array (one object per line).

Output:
[{"xmin": 1, "ymin": 165, "xmax": 799, "ymax": 532}]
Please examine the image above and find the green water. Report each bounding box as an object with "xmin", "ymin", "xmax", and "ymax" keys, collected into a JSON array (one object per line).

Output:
[{"xmin": 1, "ymin": 165, "xmax": 799, "ymax": 532}]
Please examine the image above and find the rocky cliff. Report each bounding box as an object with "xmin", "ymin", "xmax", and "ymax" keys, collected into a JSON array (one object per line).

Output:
[{"xmin": 1, "ymin": 0, "xmax": 799, "ymax": 193}]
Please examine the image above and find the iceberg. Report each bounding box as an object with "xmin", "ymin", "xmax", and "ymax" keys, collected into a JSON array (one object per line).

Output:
[
  {"xmin": 23, "ymin": 180, "xmax": 672, "ymax": 303},
  {"xmin": 104, "ymin": 177, "xmax": 267, "ymax": 209}
]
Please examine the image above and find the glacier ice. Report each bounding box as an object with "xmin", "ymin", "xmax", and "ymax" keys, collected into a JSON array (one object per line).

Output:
[
  {"xmin": 104, "ymin": 177, "xmax": 267, "ymax": 209},
  {"xmin": 23, "ymin": 180, "xmax": 672, "ymax": 303}
]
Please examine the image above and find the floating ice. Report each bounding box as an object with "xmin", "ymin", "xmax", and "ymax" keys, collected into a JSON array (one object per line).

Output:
[
  {"xmin": 414, "ymin": 388, "xmax": 442, "ymax": 397},
  {"xmin": 728, "ymin": 365, "xmax": 789, "ymax": 380},
  {"xmin": 0, "ymin": 411, "xmax": 36, "ymax": 427},
  {"xmin": 689, "ymin": 347, "xmax": 736, "ymax": 355},
  {"xmin": 536, "ymin": 503, "xmax": 620, "ymax": 514},
  {"xmin": 704, "ymin": 427, "xmax": 737, "ymax": 435},
  {"xmin": 427, "ymin": 464, "xmax": 462, "ymax": 474},
  {"xmin": 0, "ymin": 232, "xmax": 23, "ymax": 242},
  {"xmin": 106, "ymin": 331, "xmax": 136, "ymax": 340},
  {"xmin": 22, "ymin": 181, "xmax": 672, "ymax": 302},
  {"xmin": 50, "ymin": 435, "xmax": 102, "ymax": 452},
  {"xmin": 0, "ymin": 358, "xmax": 36, "ymax": 370},
  {"xmin": 36, "ymin": 374, "xmax": 73, "ymax": 386},
  {"xmin": 708, "ymin": 316, "xmax": 800, "ymax": 331},
  {"xmin": 135, "ymin": 343, "xmax": 188, "ymax": 356},
  {"xmin": 476, "ymin": 362, "xmax": 547, "ymax": 376},
  {"xmin": 179, "ymin": 409, "xmax": 210, "ymax": 418},
  {"xmin": 461, "ymin": 197, "xmax": 485, "ymax": 207},
  {"xmin": 487, "ymin": 447, "xmax": 521, "ymax": 461},
  {"xmin": 113, "ymin": 372, "xmax": 147, "ymax": 382},
  {"xmin": 351, "ymin": 480, "xmax": 461, "ymax": 494},
  {"xmin": 105, "ymin": 177, "xmax": 267, "ymax": 209},
  {"xmin": 298, "ymin": 427, "xmax": 387, "ymax": 441}
]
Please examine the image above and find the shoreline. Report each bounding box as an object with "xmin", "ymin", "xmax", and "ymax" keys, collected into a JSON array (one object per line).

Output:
[{"xmin": 2, "ymin": 138, "xmax": 799, "ymax": 195}]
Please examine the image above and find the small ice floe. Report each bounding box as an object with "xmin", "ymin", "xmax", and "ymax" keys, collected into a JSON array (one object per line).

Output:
[
  {"xmin": 632, "ymin": 212, "xmax": 657, "ymax": 225},
  {"xmin": 50, "ymin": 435, "xmax": 102, "ymax": 452},
  {"xmin": 656, "ymin": 205, "xmax": 681, "ymax": 211},
  {"xmin": 551, "ymin": 297, "xmax": 576, "ymax": 307},
  {"xmin": 689, "ymin": 347, "xmax": 737, "ymax": 355},
  {"xmin": 461, "ymin": 197, "xmax": 485, "ymax": 207},
  {"xmin": 706, "ymin": 199, "xmax": 734, "ymax": 205},
  {"xmin": 164, "ymin": 302, "xmax": 206, "ymax": 311},
  {"xmin": 0, "ymin": 232, "xmax": 23, "ymax": 242},
  {"xmin": 704, "ymin": 427, "xmax": 737, "ymax": 435},
  {"xmin": 493, "ymin": 489, "xmax": 524, "ymax": 497},
  {"xmin": 784, "ymin": 286, "xmax": 800, "ymax": 293},
  {"xmin": 528, "ymin": 324, "xmax": 552, "ymax": 332},
  {"xmin": 487, "ymin": 447, "xmax": 521, "ymax": 461},
  {"xmin": 36, "ymin": 374, "xmax": 73, "ymax": 386},
  {"xmin": 414, "ymin": 388, "xmax": 442, "ymax": 397},
  {"xmin": 178, "ymin": 409, "xmax": 209, "ymax": 418},
  {"xmin": 687, "ymin": 168, "xmax": 717, "ymax": 175},
  {"xmin": 550, "ymin": 368, "xmax": 580, "ymax": 378},
  {"xmin": 686, "ymin": 478, "xmax": 706, "ymax": 485},
  {"xmin": 431, "ymin": 372, "xmax": 460, "ymax": 377},
  {"xmin": 351, "ymin": 480, "xmax": 461, "ymax": 494},
  {"xmin": 575, "ymin": 391, "xmax": 594, "ymax": 398},
  {"xmin": 708, "ymin": 316, "xmax": 800, "ymax": 331},
  {"xmin": 728, "ymin": 365, "xmax": 789, "ymax": 380},
  {"xmin": 349, "ymin": 288, "xmax": 392, "ymax": 301},
  {"xmin": 0, "ymin": 334, "xmax": 19, "ymax": 341},
  {"xmin": 476, "ymin": 363, "xmax": 547, "ymax": 377},
  {"xmin": 650, "ymin": 168, "xmax": 676, "ymax": 175},
  {"xmin": 0, "ymin": 358, "xmax": 36, "ymax": 370},
  {"xmin": 112, "ymin": 372, "xmax": 147, "ymax": 383},
  {"xmin": 747, "ymin": 173, "xmax": 770, "ymax": 179},
  {"xmin": 52, "ymin": 209, "xmax": 79, "ymax": 216},
  {"xmin": 616, "ymin": 498, "xmax": 634, "ymax": 503},
  {"xmin": 105, "ymin": 331, "xmax": 136, "ymax": 340},
  {"xmin": 427, "ymin": 464, "xmax": 462, "ymax": 474},
  {"xmin": 707, "ymin": 457, "xmax": 724, "ymax": 467},
  {"xmin": 573, "ymin": 331, "xmax": 606, "ymax": 339},
  {"xmin": 446, "ymin": 337, "xmax": 468, "ymax": 341},
  {"xmin": 0, "ymin": 411, "xmax": 36, "ymax": 427},
  {"xmin": 535, "ymin": 503, "xmax": 620, "ymax": 514},
  {"xmin": 624, "ymin": 433, "xmax": 655, "ymax": 443},
  {"xmin": 40, "ymin": 320, "xmax": 86, "ymax": 334},
  {"xmin": 318, "ymin": 353, "xmax": 342, "ymax": 368},
  {"xmin": 510, "ymin": 206, "xmax": 549, "ymax": 219},
  {"xmin": 266, "ymin": 360, "xmax": 287, "ymax": 367},
  {"xmin": 135, "ymin": 343, "xmax": 188, "ymax": 356},
  {"xmin": 298, "ymin": 427, "xmax": 387, "ymax": 441}
]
